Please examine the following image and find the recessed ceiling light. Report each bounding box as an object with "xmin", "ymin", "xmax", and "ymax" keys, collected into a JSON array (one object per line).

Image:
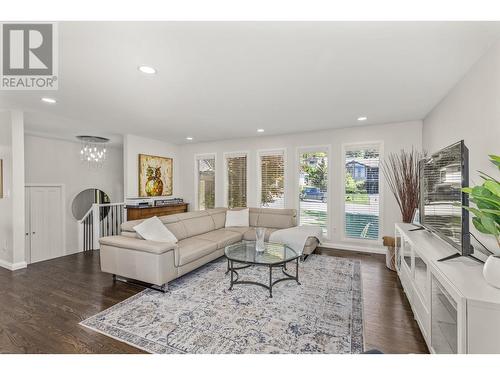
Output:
[
  {"xmin": 138, "ymin": 65, "xmax": 156, "ymax": 74},
  {"xmin": 41, "ymin": 97, "xmax": 57, "ymax": 104},
  {"xmin": 357, "ymin": 116, "xmax": 367, "ymax": 121},
  {"xmin": 186, "ymin": 137, "xmax": 193, "ymax": 141},
  {"xmin": 257, "ymin": 129, "xmax": 265, "ymax": 133}
]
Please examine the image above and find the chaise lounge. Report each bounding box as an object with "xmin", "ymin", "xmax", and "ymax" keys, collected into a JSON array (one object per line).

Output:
[{"xmin": 99, "ymin": 207, "xmax": 320, "ymax": 291}]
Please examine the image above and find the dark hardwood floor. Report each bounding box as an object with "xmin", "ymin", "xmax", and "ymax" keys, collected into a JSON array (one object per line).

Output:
[
  {"xmin": 317, "ymin": 248, "xmax": 428, "ymax": 354},
  {"xmin": 0, "ymin": 248, "xmax": 428, "ymax": 354}
]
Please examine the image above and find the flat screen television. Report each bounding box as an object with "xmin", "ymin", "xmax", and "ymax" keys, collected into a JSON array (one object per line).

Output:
[{"xmin": 419, "ymin": 140, "xmax": 471, "ymax": 260}]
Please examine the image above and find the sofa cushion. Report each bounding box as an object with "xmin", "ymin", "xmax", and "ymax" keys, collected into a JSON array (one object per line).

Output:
[
  {"xmin": 242, "ymin": 228, "xmax": 277, "ymax": 241},
  {"xmin": 225, "ymin": 208, "xmax": 249, "ymax": 227},
  {"xmin": 99, "ymin": 235, "xmax": 176, "ymax": 255},
  {"xmin": 175, "ymin": 237, "xmax": 218, "ymax": 266},
  {"xmin": 121, "ymin": 219, "xmax": 143, "ymax": 232},
  {"xmin": 225, "ymin": 226, "xmax": 249, "ymax": 235},
  {"xmin": 179, "ymin": 211, "xmax": 216, "ymax": 237},
  {"xmin": 249, "ymin": 209, "xmax": 259, "ymax": 227},
  {"xmin": 196, "ymin": 229, "xmax": 243, "ymax": 248},
  {"xmin": 120, "ymin": 215, "xmax": 189, "ymax": 240},
  {"xmin": 206, "ymin": 208, "xmax": 227, "ymax": 229},
  {"xmin": 121, "ymin": 231, "xmax": 140, "ymax": 239},
  {"xmin": 164, "ymin": 221, "xmax": 188, "ymax": 241},
  {"xmin": 133, "ymin": 216, "xmax": 178, "ymax": 243},
  {"xmin": 257, "ymin": 212, "xmax": 295, "ymax": 229}
]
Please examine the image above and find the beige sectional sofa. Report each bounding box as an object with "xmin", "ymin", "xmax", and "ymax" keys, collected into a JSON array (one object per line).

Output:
[{"xmin": 99, "ymin": 207, "xmax": 319, "ymax": 291}]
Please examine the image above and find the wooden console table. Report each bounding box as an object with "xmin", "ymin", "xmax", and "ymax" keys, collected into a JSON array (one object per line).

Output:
[{"xmin": 126, "ymin": 203, "xmax": 189, "ymax": 221}]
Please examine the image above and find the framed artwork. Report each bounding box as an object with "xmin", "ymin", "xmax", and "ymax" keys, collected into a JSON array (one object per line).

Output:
[
  {"xmin": 0, "ymin": 159, "xmax": 3, "ymax": 198},
  {"xmin": 138, "ymin": 154, "xmax": 173, "ymax": 197}
]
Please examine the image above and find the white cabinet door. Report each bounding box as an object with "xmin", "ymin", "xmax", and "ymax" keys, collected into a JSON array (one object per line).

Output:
[{"xmin": 26, "ymin": 186, "xmax": 64, "ymax": 263}]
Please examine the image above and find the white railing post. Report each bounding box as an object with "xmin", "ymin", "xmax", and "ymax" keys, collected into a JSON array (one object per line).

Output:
[
  {"xmin": 77, "ymin": 220, "xmax": 84, "ymax": 252},
  {"xmin": 92, "ymin": 203, "xmax": 100, "ymax": 250}
]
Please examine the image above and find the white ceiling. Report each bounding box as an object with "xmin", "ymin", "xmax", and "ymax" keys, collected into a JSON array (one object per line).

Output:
[{"xmin": 2, "ymin": 21, "xmax": 500, "ymax": 144}]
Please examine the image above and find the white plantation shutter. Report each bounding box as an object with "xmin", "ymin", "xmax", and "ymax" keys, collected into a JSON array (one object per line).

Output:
[
  {"xmin": 298, "ymin": 151, "xmax": 328, "ymax": 234},
  {"xmin": 259, "ymin": 151, "xmax": 285, "ymax": 208},
  {"xmin": 226, "ymin": 154, "xmax": 247, "ymax": 208},
  {"xmin": 344, "ymin": 144, "xmax": 381, "ymax": 240},
  {"xmin": 197, "ymin": 156, "xmax": 215, "ymax": 210}
]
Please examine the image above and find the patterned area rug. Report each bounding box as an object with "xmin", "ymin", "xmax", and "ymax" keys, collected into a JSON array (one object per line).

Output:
[{"xmin": 80, "ymin": 254, "xmax": 364, "ymax": 354}]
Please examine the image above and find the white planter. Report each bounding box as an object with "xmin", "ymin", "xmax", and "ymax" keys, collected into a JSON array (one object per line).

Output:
[{"xmin": 483, "ymin": 255, "xmax": 500, "ymax": 289}]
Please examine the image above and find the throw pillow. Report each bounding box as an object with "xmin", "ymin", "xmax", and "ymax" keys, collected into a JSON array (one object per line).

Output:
[
  {"xmin": 225, "ymin": 208, "xmax": 250, "ymax": 227},
  {"xmin": 133, "ymin": 216, "xmax": 178, "ymax": 243}
]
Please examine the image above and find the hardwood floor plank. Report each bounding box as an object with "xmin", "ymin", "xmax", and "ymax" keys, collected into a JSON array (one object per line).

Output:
[{"xmin": 0, "ymin": 248, "xmax": 428, "ymax": 354}]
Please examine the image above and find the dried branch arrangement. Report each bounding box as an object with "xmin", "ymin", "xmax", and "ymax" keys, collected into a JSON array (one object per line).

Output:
[{"xmin": 382, "ymin": 148, "xmax": 424, "ymax": 223}]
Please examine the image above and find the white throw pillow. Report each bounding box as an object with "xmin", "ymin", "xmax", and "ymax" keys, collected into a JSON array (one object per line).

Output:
[
  {"xmin": 133, "ymin": 216, "xmax": 178, "ymax": 243},
  {"xmin": 225, "ymin": 208, "xmax": 250, "ymax": 227}
]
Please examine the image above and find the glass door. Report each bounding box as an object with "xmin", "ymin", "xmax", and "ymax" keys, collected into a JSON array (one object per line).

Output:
[
  {"xmin": 431, "ymin": 275, "xmax": 458, "ymax": 353},
  {"xmin": 414, "ymin": 249, "xmax": 428, "ymax": 302},
  {"xmin": 402, "ymin": 237, "xmax": 412, "ymax": 272}
]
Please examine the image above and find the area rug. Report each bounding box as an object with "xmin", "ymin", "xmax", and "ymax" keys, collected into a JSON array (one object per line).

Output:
[{"xmin": 80, "ymin": 254, "xmax": 364, "ymax": 354}]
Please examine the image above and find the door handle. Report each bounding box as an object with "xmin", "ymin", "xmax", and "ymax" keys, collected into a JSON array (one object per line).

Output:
[{"xmin": 32, "ymin": 232, "xmax": 35, "ymax": 235}]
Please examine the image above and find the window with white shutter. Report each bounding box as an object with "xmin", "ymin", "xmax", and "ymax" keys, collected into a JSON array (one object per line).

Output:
[
  {"xmin": 344, "ymin": 144, "xmax": 381, "ymax": 240},
  {"xmin": 225, "ymin": 154, "xmax": 247, "ymax": 208},
  {"xmin": 196, "ymin": 155, "xmax": 216, "ymax": 210},
  {"xmin": 298, "ymin": 150, "xmax": 328, "ymax": 234},
  {"xmin": 259, "ymin": 150, "xmax": 285, "ymax": 208}
]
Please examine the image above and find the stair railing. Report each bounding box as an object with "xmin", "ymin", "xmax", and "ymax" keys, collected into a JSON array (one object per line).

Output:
[{"xmin": 78, "ymin": 202, "xmax": 126, "ymax": 251}]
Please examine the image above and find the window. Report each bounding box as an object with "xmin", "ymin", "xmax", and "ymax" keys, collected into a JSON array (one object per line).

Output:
[
  {"xmin": 196, "ymin": 155, "xmax": 215, "ymax": 210},
  {"xmin": 259, "ymin": 150, "xmax": 285, "ymax": 208},
  {"xmin": 225, "ymin": 153, "xmax": 247, "ymax": 208},
  {"xmin": 298, "ymin": 150, "xmax": 328, "ymax": 234},
  {"xmin": 344, "ymin": 144, "xmax": 381, "ymax": 240}
]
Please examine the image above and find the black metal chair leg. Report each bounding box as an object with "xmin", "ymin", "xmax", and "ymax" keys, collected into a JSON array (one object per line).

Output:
[
  {"xmin": 229, "ymin": 260, "xmax": 234, "ymax": 290},
  {"xmin": 296, "ymin": 257, "xmax": 301, "ymax": 285},
  {"xmin": 269, "ymin": 265, "xmax": 273, "ymax": 298}
]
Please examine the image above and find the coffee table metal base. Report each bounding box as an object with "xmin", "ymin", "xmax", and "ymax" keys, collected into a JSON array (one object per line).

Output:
[{"xmin": 227, "ymin": 258, "xmax": 300, "ymax": 298}]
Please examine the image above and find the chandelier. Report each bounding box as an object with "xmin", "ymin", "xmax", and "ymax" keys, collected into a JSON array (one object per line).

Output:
[{"xmin": 77, "ymin": 136, "xmax": 109, "ymax": 167}]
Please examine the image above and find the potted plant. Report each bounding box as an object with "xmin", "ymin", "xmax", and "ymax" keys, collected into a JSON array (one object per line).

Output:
[
  {"xmin": 381, "ymin": 148, "xmax": 424, "ymax": 271},
  {"xmin": 462, "ymin": 155, "xmax": 500, "ymax": 288}
]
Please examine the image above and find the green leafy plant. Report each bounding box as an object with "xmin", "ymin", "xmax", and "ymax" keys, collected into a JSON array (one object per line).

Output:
[{"xmin": 462, "ymin": 155, "xmax": 500, "ymax": 249}]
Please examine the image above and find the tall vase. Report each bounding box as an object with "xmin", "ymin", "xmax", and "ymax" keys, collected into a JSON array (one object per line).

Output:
[
  {"xmin": 256, "ymin": 227, "xmax": 266, "ymax": 253},
  {"xmin": 483, "ymin": 255, "xmax": 500, "ymax": 289}
]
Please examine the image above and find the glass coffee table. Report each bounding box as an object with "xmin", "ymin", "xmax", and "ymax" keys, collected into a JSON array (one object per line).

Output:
[{"xmin": 224, "ymin": 241, "xmax": 301, "ymax": 298}]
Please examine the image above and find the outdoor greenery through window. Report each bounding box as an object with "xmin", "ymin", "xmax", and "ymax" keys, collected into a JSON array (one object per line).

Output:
[
  {"xmin": 197, "ymin": 156, "xmax": 215, "ymax": 210},
  {"xmin": 344, "ymin": 145, "xmax": 380, "ymax": 240},
  {"xmin": 299, "ymin": 151, "xmax": 328, "ymax": 234},
  {"xmin": 226, "ymin": 154, "xmax": 247, "ymax": 208},
  {"xmin": 259, "ymin": 152, "xmax": 285, "ymax": 208}
]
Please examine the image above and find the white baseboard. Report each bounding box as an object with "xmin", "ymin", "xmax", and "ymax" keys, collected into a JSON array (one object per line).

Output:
[
  {"xmin": 0, "ymin": 259, "xmax": 27, "ymax": 271},
  {"xmin": 319, "ymin": 241, "xmax": 387, "ymax": 255}
]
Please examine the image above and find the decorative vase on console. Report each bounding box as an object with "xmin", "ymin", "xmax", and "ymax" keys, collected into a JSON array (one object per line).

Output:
[
  {"xmin": 484, "ymin": 256, "xmax": 500, "ymax": 289},
  {"xmin": 256, "ymin": 227, "xmax": 266, "ymax": 253}
]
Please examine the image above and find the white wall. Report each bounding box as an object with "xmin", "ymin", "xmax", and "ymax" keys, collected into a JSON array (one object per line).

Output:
[
  {"xmin": 24, "ymin": 134, "xmax": 124, "ymax": 254},
  {"xmin": 0, "ymin": 111, "xmax": 13, "ymax": 266},
  {"xmin": 180, "ymin": 120, "xmax": 422, "ymax": 252},
  {"xmin": 123, "ymin": 134, "xmax": 181, "ymax": 199},
  {"xmin": 0, "ymin": 110, "xmax": 26, "ymax": 270},
  {"xmin": 423, "ymin": 40, "xmax": 500, "ymax": 253}
]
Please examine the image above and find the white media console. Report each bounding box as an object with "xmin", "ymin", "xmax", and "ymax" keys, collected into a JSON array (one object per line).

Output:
[{"xmin": 395, "ymin": 223, "xmax": 500, "ymax": 353}]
